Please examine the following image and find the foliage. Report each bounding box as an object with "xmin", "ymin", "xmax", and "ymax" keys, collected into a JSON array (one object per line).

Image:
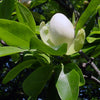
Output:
[{"xmin": 0, "ymin": 0, "xmax": 100, "ymax": 100}]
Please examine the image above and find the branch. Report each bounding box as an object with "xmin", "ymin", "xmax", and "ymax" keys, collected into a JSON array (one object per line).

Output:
[
  {"xmin": 79, "ymin": 50, "xmax": 100, "ymax": 76},
  {"xmin": 91, "ymin": 62, "xmax": 100, "ymax": 76},
  {"xmin": 84, "ymin": 75, "xmax": 100, "ymax": 84}
]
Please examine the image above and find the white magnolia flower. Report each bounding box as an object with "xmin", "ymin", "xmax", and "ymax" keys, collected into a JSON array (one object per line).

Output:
[
  {"xmin": 49, "ymin": 13, "xmax": 75, "ymax": 49},
  {"xmin": 40, "ymin": 13, "xmax": 85, "ymax": 55}
]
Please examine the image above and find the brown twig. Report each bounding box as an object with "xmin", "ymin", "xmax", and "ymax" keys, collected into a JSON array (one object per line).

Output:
[
  {"xmin": 91, "ymin": 62, "xmax": 100, "ymax": 76},
  {"xmin": 79, "ymin": 50, "xmax": 100, "ymax": 76},
  {"xmin": 84, "ymin": 75, "xmax": 100, "ymax": 84}
]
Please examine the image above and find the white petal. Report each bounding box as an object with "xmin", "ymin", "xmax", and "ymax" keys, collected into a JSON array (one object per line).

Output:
[
  {"xmin": 74, "ymin": 29, "xmax": 85, "ymax": 51},
  {"xmin": 49, "ymin": 13, "xmax": 75, "ymax": 48},
  {"xmin": 40, "ymin": 22, "xmax": 55, "ymax": 47},
  {"xmin": 67, "ymin": 28, "xmax": 85, "ymax": 55}
]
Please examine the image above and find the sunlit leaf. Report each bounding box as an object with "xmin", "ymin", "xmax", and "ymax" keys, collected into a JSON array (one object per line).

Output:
[
  {"xmin": 0, "ymin": 19, "xmax": 34, "ymax": 49},
  {"xmin": 90, "ymin": 31, "xmax": 100, "ymax": 35},
  {"xmin": 16, "ymin": 2, "xmax": 36, "ymax": 32},
  {"xmin": 75, "ymin": 0, "xmax": 100, "ymax": 34},
  {"xmin": 64, "ymin": 63, "xmax": 85, "ymax": 86},
  {"xmin": 38, "ymin": 54, "xmax": 50, "ymax": 64},
  {"xmin": 0, "ymin": 46, "xmax": 25, "ymax": 57},
  {"xmin": 87, "ymin": 37, "xmax": 100, "ymax": 43},
  {"xmin": 71, "ymin": 46, "xmax": 96, "ymax": 58},
  {"xmin": 30, "ymin": 37, "xmax": 67, "ymax": 56},
  {"xmin": 56, "ymin": 66, "xmax": 80, "ymax": 100}
]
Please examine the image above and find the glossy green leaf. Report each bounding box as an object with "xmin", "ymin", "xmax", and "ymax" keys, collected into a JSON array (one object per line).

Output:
[
  {"xmin": 64, "ymin": 63, "xmax": 85, "ymax": 86},
  {"xmin": 2, "ymin": 59, "xmax": 34, "ymax": 84},
  {"xmin": 87, "ymin": 31, "xmax": 100, "ymax": 43},
  {"xmin": 0, "ymin": 0, "xmax": 16, "ymax": 19},
  {"xmin": 56, "ymin": 67, "xmax": 80, "ymax": 100},
  {"xmin": 87, "ymin": 37, "xmax": 100, "ymax": 43},
  {"xmin": 0, "ymin": 19, "xmax": 34, "ymax": 49},
  {"xmin": 16, "ymin": 2, "xmax": 36, "ymax": 32},
  {"xmin": 23, "ymin": 65, "xmax": 53, "ymax": 98},
  {"xmin": 89, "ymin": 31, "xmax": 100, "ymax": 35},
  {"xmin": 0, "ymin": 46, "xmax": 25, "ymax": 57},
  {"xmin": 75, "ymin": 0, "xmax": 100, "ymax": 34},
  {"xmin": 30, "ymin": 37, "xmax": 67, "ymax": 56}
]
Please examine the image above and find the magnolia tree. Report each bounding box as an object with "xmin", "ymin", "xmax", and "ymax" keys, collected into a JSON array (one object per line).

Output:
[{"xmin": 0, "ymin": 0, "xmax": 100, "ymax": 100}]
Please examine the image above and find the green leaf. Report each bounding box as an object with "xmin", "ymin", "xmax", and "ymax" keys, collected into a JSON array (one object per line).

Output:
[
  {"xmin": 2, "ymin": 59, "xmax": 34, "ymax": 84},
  {"xmin": 87, "ymin": 37, "xmax": 100, "ymax": 43},
  {"xmin": 97, "ymin": 5, "xmax": 100, "ymax": 27},
  {"xmin": 0, "ymin": 19, "xmax": 34, "ymax": 49},
  {"xmin": 89, "ymin": 31, "xmax": 100, "ymax": 35},
  {"xmin": 16, "ymin": 2, "xmax": 36, "ymax": 32},
  {"xmin": 64, "ymin": 63, "xmax": 85, "ymax": 86},
  {"xmin": 23, "ymin": 65, "xmax": 53, "ymax": 98},
  {"xmin": 86, "ymin": 31, "xmax": 100, "ymax": 43},
  {"xmin": 38, "ymin": 54, "xmax": 50, "ymax": 64},
  {"xmin": 71, "ymin": 46, "xmax": 96, "ymax": 58},
  {"xmin": 31, "ymin": 0, "xmax": 47, "ymax": 8},
  {"xmin": 36, "ymin": 25, "xmax": 40, "ymax": 34},
  {"xmin": 32, "ymin": 12, "xmax": 46, "ymax": 24},
  {"xmin": 97, "ymin": 5, "xmax": 100, "ymax": 15},
  {"xmin": 11, "ymin": 53, "xmax": 20, "ymax": 62},
  {"xmin": 0, "ymin": 0, "xmax": 16, "ymax": 19},
  {"xmin": 75, "ymin": 0, "xmax": 100, "ymax": 34},
  {"xmin": 92, "ymin": 45, "xmax": 100, "ymax": 57},
  {"xmin": 72, "ymin": 12, "xmax": 76, "ymax": 26},
  {"xmin": 30, "ymin": 37, "xmax": 67, "ymax": 56},
  {"xmin": 85, "ymin": 14, "xmax": 95, "ymax": 36},
  {"xmin": 98, "ymin": 18, "xmax": 100, "ymax": 28},
  {"xmin": 0, "ymin": 46, "xmax": 25, "ymax": 57},
  {"xmin": 56, "ymin": 66, "xmax": 80, "ymax": 100}
]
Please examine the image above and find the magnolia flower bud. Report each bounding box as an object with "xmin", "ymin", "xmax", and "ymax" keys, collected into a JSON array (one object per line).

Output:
[
  {"xmin": 49, "ymin": 13, "xmax": 75, "ymax": 48},
  {"xmin": 19, "ymin": 0, "xmax": 31, "ymax": 7}
]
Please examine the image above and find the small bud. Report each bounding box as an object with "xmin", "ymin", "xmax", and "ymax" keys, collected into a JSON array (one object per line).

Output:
[
  {"xmin": 84, "ymin": 1, "xmax": 89, "ymax": 5},
  {"xmin": 19, "ymin": 0, "xmax": 31, "ymax": 7}
]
